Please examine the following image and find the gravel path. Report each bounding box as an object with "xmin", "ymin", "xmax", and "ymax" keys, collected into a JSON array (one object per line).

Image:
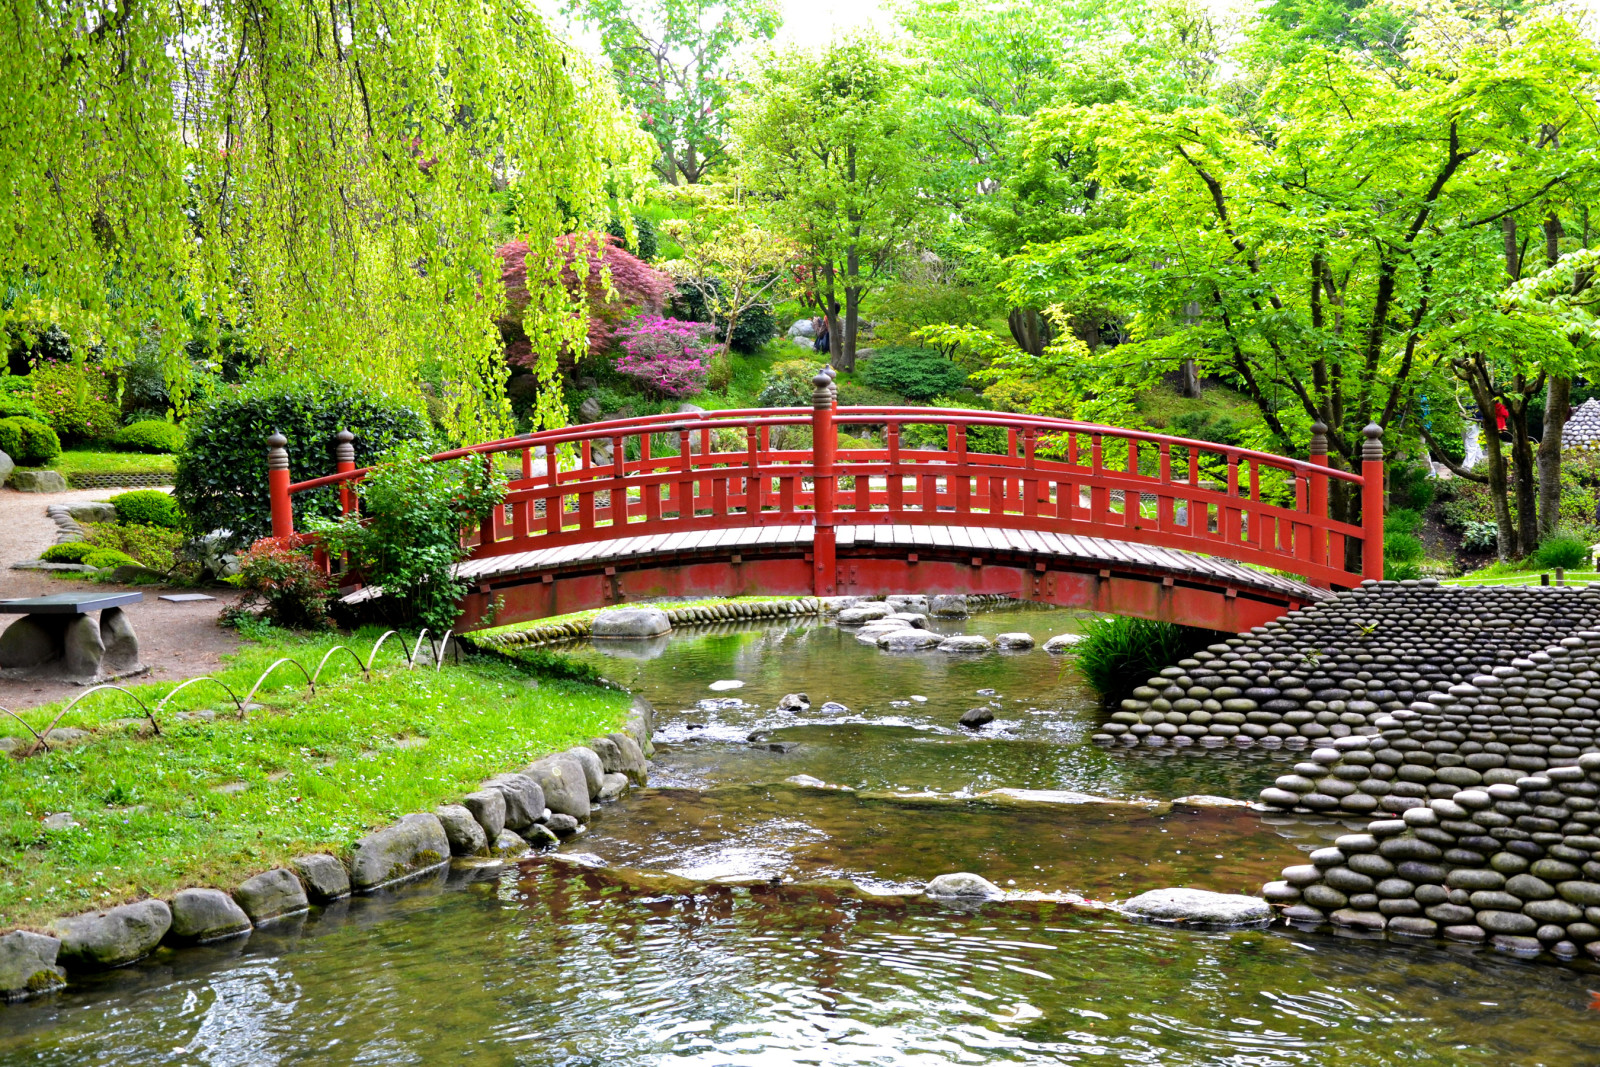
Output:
[{"xmin": 0, "ymin": 487, "xmax": 243, "ymax": 711}]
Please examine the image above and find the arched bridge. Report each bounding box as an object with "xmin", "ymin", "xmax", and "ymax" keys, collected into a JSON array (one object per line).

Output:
[{"xmin": 269, "ymin": 374, "xmax": 1386, "ymax": 633}]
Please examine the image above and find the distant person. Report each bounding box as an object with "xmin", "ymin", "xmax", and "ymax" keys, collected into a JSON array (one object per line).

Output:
[
  {"xmin": 813, "ymin": 317, "xmax": 829, "ymax": 354},
  {"xmin": 1494, "ymin": 400, "xmax": 1510, "ymax": 440}
]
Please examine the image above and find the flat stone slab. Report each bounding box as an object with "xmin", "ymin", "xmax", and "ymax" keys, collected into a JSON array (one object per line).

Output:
[
  {"xmin": 159, "ymin": 593, "xmax": 216, "ymax": 603},
  {"xmin": 0, "ymin": 593, "xmax": 143, "ymax": 614},
  {"xmin": 1120, "ymin": 888, "xmax": 1272, "ymax": 926}
]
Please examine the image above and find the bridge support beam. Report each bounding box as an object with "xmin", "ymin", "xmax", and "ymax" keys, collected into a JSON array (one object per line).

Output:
[{"xmin": 811, "ymin": 372, "xmax": 837, "ymax": 597}]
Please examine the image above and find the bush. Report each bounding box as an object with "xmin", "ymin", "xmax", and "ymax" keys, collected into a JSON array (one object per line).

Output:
[
  {"xmin": 611, "ymin": 316, "xmax": 716, "ymax": 397},
  {"xmin": 111, "ymin": 490, "xmax": 184, "ymax": 529},
  {"xmin": 308, "ymin": 446, "xmax": 506, "ymax": 633},
  {"xmin": 1075, "ymin": 616, "xmax": 1221, "ymax": 704},
  {"xmin": 173, "ymin": 377, "xmax": 430, "ymax": 546},
  {"xmin": 858, "ymin": 347, "xmax": 968, "ymax": 402},
  {"xmin": 1387, "ymin": 460, "xmax": 1436, "ymax": 512},
  {"xmin": 1532, "ymin": 533, "xmax": 1593, "ymax": 571},
  {"xmin": 0, "ymin": 391, "xmax": 44, "ymax": 421},
  {"xmin": 40, "ymin": 542, "xmax": 94, "ymax": 563},
  {"xmin": 84, "ymin": 522, "xmax": 185, "ymax": 572},
  {"xmin": 1169, "ymin": 411, "xmax": 1245, "ymax": 447},
  {"xmin": 0, "ymin": 416, "xmax": 61, "ymax": 466},
  {"xmin": 1461, "ymin": 520, "xmax": 1498, "ymax": 554},
  {"xmin": 606, "ymin": 212, "xmax": 659, "ymax": 261},
  {"xmin": 726, "ymin": 304, "xmax": 776, "ymax": 354},
  {"xmin": 83, "ymin": 548, "xmax": 138, "ymax": 570},
  {"xmin": 29, "ymin": 361, "xmax": 120, "ymax": 442},
  {"xmin": 706, "ymin": 347, "xmax": 734, "ymax": 392},
  {"xmin": 110, "ymin": 420, "xmax": 185, "ymax": 454},
  {"xmin": 758, "ymin": 359, "xmax": 827, "ymax": 408},
  {"xmin": 222, "ymin": 535, "xmax": 333, "ymax": 630}
]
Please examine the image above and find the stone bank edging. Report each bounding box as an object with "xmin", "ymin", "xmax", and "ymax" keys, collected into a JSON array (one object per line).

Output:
[{"xmin": 0, "ymin": 696, "xmax": 658, "ymax": 1002}]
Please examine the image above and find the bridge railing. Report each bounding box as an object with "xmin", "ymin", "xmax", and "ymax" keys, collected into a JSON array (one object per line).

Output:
[{"xmin": 268, "ymin": 371, "xmax": 1383, "ymax": 591}]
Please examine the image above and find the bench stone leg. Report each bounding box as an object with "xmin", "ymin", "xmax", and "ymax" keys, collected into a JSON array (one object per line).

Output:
[
  {"xmin": 0, "ymin": 615, "xmax": 64, "ymax": 669},
  {"xmin": 62, "ymin": 615, "xmax": 104, "ymax": 680},
  {"xmin": 99, "ymin": 607, "xmax": 141, "ymax": 675}
]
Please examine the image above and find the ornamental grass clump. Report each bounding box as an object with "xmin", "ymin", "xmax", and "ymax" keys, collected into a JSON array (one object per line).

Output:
[
  {"xmin": 611, "ymin": 315, "xmax": 716, "ymax": 397},
  {"xmin": 1075, "ymin": 615, "xmax": 1220, "ymax": 704}
]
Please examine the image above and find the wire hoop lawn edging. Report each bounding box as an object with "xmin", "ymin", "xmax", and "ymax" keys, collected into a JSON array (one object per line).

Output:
[{"xmin": 1, "ymin": 630, "xmax": 458, "ymax": 758}]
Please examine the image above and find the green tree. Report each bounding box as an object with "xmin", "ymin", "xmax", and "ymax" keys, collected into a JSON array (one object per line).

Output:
[
  {"xmin": 734, "ymin": 37, "xmax": 928, "ymax": 371},
  {"xmin": 2, "ymin": 0, "xmax": 650, "ymax": 439},
  {"xmin": 565, "ymin": 0, "xmax": 780, "ymax": 184}
]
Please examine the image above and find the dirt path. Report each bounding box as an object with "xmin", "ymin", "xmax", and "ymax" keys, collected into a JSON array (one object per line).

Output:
[{"xmin": 0, "ymin": 487, "xmax": 243, "ymax": 711}]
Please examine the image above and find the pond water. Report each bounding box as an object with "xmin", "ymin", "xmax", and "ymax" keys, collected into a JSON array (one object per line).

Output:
[{"xmin": 4, "ymin": 606, "xmax": 1599, "ymax": 1065}]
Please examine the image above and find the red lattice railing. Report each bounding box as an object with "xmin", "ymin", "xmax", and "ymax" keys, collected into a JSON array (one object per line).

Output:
[{"xmin": 269, "ymin": 372, "xmax": 1383, "ymax": 593}]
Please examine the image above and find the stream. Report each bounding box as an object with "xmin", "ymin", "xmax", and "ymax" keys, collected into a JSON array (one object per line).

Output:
[{"xmin": 2, "ymin": 605, "xmax": 1597, "ymax": 1065}]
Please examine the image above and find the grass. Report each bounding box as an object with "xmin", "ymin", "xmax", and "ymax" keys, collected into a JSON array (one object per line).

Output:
[
  {"xmin": 1135, "ymin": 378, "xmax": 1260, "ymax": 434},
  {"xmin": 0, "ymin": 627, "xmax": 628, "ymax": 929},
  {"xmin": 1444, "ymin": 562, "xmax": 1600, "ymax": 587},
  {"xmin": 475, "ymin": 594, "xmax": 810, "ymax": 640},
  {"xmin": 1075, "ymin": 616, "xmax": 1222, "ymax": 704},
  {"xmin": 20, "ymin": 447, "xmax": 177, "ymax": 477}
]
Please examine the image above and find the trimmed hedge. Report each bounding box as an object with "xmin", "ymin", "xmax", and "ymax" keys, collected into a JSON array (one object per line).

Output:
[
  {"xmin": 0, "ymin": 416, "xmax": 62, "ymax": 466},
  {"xmin": 111, "ymin": 420, "xmax": 185, "ymax": 454},
  {"xmin": 859, "ymin": 347, "xmax": 968, "ymax": 402},
  {"xmin": 111, "ymin": 490, "xmax": 183, "ymax": 529},
  {"xmin": 173, "ymin": 378, "xmax": 429, "ymax": 545}
]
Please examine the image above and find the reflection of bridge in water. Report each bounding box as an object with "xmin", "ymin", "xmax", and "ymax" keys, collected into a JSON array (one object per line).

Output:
[{"xmin": 269, "ymin": 371, "xmax": 1386, "ymax": 633}]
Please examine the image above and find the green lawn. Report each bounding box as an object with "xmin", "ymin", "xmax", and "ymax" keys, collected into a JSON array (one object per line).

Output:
[
  {"xmin": 20, "ymin": 447, "xmax": 177, "ymax": 478},
  {"xmin": 0, "ymin": 628, "xmax": 628, "ymax": 928},
  {"xmin": 475, "ymin": 594, "xmax": 810, "ymax": 640},
  {"xmin": 1443, "ymin": 567, "xmax": 1600, "ymax": 588}
]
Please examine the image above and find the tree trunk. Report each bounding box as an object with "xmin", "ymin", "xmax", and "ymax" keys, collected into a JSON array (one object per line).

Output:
[
  {"xmin": 1460, "ymin": 369, "xmax": 1517, "ymax": 560},
  {"xmin": 1539, "ymin": 375, "xmax": 1570, "ymax": 539},
  {"xmin": 1007, "ymin": 308, "xmax": 1051, "ymax": 357},
  {"xmin": 1180, "ymin": 360, "xmax": 1202, "ymax": 398},
  {"xmin": 820, "ymin": 260, "xmax": 843, "ymax": 374},
  {"xmin": 1509, "ymin": 395, "xmax": 1538, "ymax": 553}
]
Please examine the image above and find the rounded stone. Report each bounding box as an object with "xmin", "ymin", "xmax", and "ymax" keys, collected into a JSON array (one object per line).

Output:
[{"xmin": 1120, "ymin": 888, "xmax": 1271, "ymax": 926}]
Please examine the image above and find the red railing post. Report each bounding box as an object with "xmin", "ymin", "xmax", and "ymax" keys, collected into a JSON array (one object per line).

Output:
[
  {"xmin": 812, "ymin": 372, "xmax": 836, "ymax": 596},
  {"xmin": 1307, "ymin": 421, "xmax": 1329, "ymax": 577},
  {"xmin": 267, "ymin": 432, "xmax": 293, "ymax": 539},
  {"xmin": 1362, "ymin": 422, "xmax": 1385, "ymax": 581},
  {"xmin": 335, "ymin": 429, "xmax": 356, "ymax": 515}
]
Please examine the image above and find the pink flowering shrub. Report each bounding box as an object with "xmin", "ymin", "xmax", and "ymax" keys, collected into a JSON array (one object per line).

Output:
[{"xmin": 613, "ymin": 316, "xmax": 717, "ymax": 397}]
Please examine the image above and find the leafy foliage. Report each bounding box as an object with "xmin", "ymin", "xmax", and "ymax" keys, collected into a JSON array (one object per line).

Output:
[
  {"xmin": 858, "ymin": 347, "xmax": 968, "ymax": 402},
  {"xmin": 727, "ymin": 304, "xmax": 777, "ymax": 353},
  {"xmin": 1075, "ymin": 616, "xmax": 1221, "ymax": 704},
  {"xmin": 28, "ymin": 362, "xmax": 119, "ymax": 443},
  {"xmin": 0, "ymin": 416, "xmax": 61, "ymax": 466},
  {"xmin": 758, "ymin": 359, "xmax": 826, "ymax": 407},
  {"xmin": 607, "ymin": 212, "xmax": 660, "ymax": 260},
  {"xmin": 173, "ymin": 378, "xmax": 429, "ymax": 546},
  {"xmin": 83, "ymin": 522, "xmax": 186, "ymax": 572},
  {"xmin": 308, "ymin": 447, "xmax": 507, "ymax": 633},
  {"xmin": 111, "ymin": 490, "xmax": 184, "ymax": 530},
  {"xmin": 1461, "ymin": 521, "xmax": 1499, "ymax": 554},
  {"xmin": 4, "ymin": 0, "xmax": 649, "ymax": 437},
  {"xmin": 612, "ymin": 316, "xmax": 716, "ymax": 397},
  {"xmin": 39, "ymin": 542, "xmax": 95, "ymax": 563},
  {"xmin": 110, "ymin": 420, "xmax": 185, "ymax": 454},
  {"xmin": 1532, "ymin": 534, "xmax": 1593, "ymax": 571},
  {"xmin": 222, "ymin": 536, "xmax": 333, "ymax": 631}
]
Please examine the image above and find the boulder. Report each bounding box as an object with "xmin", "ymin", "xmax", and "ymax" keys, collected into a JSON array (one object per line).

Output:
[
  {"xmin": 9, "ymin": 469, "xmax": 67, "ymax": 493},
  {"xmin": 878, "ymin": 629, "xmax": 942, "ymax": 651},
  {"xmin": 526, "ymin": 754, "xmax": 591, "ymax": 820},
  {"xmin": 777, "ymin": 693, "xmax": 810, "ymax": 712},
  {"xmin": 99, "ymin": 607, "xmax": 141, "ymax": 675},
  {"xmin": 837, "ymin": 604, "xmax": 892, "ymax": 625},
  {"xmin": 291, "ymin": 854, "xmax": 351, "ymax": 903},
  {"xmin": 994, "ymin": 632, "xmax": 1036, "ymax": 651},
  {"xmin": 62, "ymin": 614, "xmax": 104, "ymax": 679},
  {"xmin": 1120, "ymin": 888, "xmax": 1272, "ymax": 926},
  {"xmin": 925, "ymin": 873, "xmax": 1004, "ymax": 900},
  {"xmin": 788, "ymin": 318, "xmax": 816, "ymax": 339},
  {"xmin": 522, "ymin": 824, "xmax": 561, "ymax": 848},
  {"xmin": 929, "ymin": 594, "xmax": 969, "ymax": 618},
  {"xmin": 0, "ymin": 450, "xmax": 12, "ymax": 488},
  {"xmin": 592, "ymin": 607, "xmax": 671, "ymax": 638},
  {"xmin": 567, "ymin": 746, "xmax": 605, "ymax": 798},
  {"xmin": 348, "ymin": 813, "xmax": 451, "ymax": 891},
  {"xmin": 232, "ymin": 868, "xmax": 309, "ymax": 923},
  {"xmin": 66, "ymin": 502, "xmax": 117, "ymax": 523},
  {"xmin": 492, "ymin": 829, "xmax": 530, "ymax": 856},
  {"xmin": 168, "ymin": 888, "xmax": 252, "ymax": 944},
  {"xmin": 482, "ymin": 774, "xmax": 545, "ymax": 830},
  {"xmin": 959, "ymin": 707, "xmax": 995, "ymax": 729},
  {"xmin": 819, "ymin": 596, "xmax": 864, "ymax": 613},
  {"xmin": 602, "ymin": 732, "xmax": 649, "ymax": 785},
  {"xmin": 54, "ymin": 899, "xmax": 171, "ymax": 970},
  {"xmin": 1043, "ymin": 634, "xmax": 1083, "ymax": 653},
  {"xmin": 546, "ymin": 813, "xmax": 582, "ymax": 837},
  {"xmin": 0, "ymin": 931, "xmax": 64, "ymax": 1001},
  {"xmin": 434, "ymin": 804, "xmax": 490, "ymax": 856},
  {"xmin": 886, "ymin": 594, "xmax": 929, "ymax": 614},
  {"xmin": 578, "ymin": 395, "xmax": 603, "ymax": 423},
  {"xmin": 0, "ymin": 615, "xmax": 60, "ymax": 669},
  {"xmin": 939, "ymin": 635, "xmax": 992, "ymax": 653},
  {"xmin": 599, "ymin": 772, "xmax": 630, "ymax": 801},
  {"xmin": 462, "ymin": 788, "xmax": 507, "ymax": 841}
]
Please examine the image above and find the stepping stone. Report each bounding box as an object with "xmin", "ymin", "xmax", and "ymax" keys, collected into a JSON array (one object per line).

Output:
[{"xmin": 159, "ymin": 594, "xmax": 216, "ymax": 603}]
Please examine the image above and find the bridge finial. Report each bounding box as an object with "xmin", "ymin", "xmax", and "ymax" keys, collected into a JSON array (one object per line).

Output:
[
  {"xmin": 1309, "ymin": 422, "xmax": 1327, "ymax": 458},
  {"xmin": 267, "ymin": 431, "xmax": 289, "ymax": 471},
  {"xmin": 812, "ymin": 370, "xmax": 834, "ymax": 409},
  {"xmin": 1362, "ymin": 423, "xmax": 1384, "ymax": 462},
  {"xmin": 334, "ymin": 429, "xmax": 355, "ymax": 466}
]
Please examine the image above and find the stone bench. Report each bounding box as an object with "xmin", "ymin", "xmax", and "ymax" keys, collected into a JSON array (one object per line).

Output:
[{"xmin": 0, "ymin": 593, "xmax": 143, "ymax": 683}]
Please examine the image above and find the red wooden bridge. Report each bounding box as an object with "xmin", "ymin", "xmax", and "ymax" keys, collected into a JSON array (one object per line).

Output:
[{"xmin": 269, "ymin": 371, "xmax": 1385, "ymax": 634}]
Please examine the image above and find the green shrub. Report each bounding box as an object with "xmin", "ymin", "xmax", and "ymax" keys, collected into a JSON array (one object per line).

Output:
[
  {"xmin": 1383, "ymin": 528, "xmax": 1425, "ymax": 580},
  {"xmin": 174, "ymin": 377, "xmax": 429, "ymax": 545},
  {"xmin": 0, "ymin": 392, "xmax": 44, "ymax": 421},
  {"xmin": 606, "ymin": 211, "xmax": 659, "ymax": 261},
  {"xmin": 110, "ymin": 419, "xmax": 186, "ymax": 454},
  {"xmin": 221, "ymin": 536, "xmax": 333, "ymax": 630},
  {"xmin": 40, "ymin": 542, "xmax": 94, "ymax": 563},
  {"xmin": 1075, "ymin": 615, "xmax": 1221, "ymax": 704},
  {"xmin": 111, "ymin": 490, "xmax": 184, "ymax": 529},
  {"xmin": 758, "ymin": 359, "xmax": 827, "ymax": 408},
  {"xmin": 1169, "ymin": 411, "xmax": 1245, "ymax": 447},
  {"xmin": 1387, "ymin": 461, "xmax": 1436, "ymax": 512},
  {"xmin": 1532, "ymin": 534, "xmax": 1593, "ymax": 571},
  {"xmin": 84, "ymin": 522, "xmax": 185, "ymax": 572},
  {"xmin": 858, "ymin": 347, "xmax": 968, "ymax": 402},
  {"xmin": 1461, "ymin": 520, "xmax": 1498, "ymax": 554},
  {"xmin": 83, "ymin": 548, "xmax": 138, "ymax": 569},
  {"xmin": 726, "ymin": 304, "xmax": 776, "ymax": 354},
  {"xmin": 0, "ymin": 416, "xmax": 61, "ymax": 465},
  {"xmin": 29, "ymin": 361, "xmax": 120, "ymax": 442}
]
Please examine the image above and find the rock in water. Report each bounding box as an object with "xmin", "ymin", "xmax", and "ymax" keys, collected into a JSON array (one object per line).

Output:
[
  {"xmin": 878, "ymin": 629, "xmax": 942, "ymax": 651},
  {"xmin": 939, "ymin": 635, "xmax": 992, "ymax": 653},
  {"xmin": 929, "ymin": 594, "xmax": 969, "ymax": 618},
  {"xmin": 886, "ymin": 594, "xmax": 930, "ymax": 614},
  {"xmin": 837, "ymin": 604, "xmax": 892, "ymax": 625},
  {"xmin": 434, "ymin": 804, "xmax": 490, "ymax": 856},
  {"xmin": 924, "ymin": 873, "xmax": 1005, "ymax": 900},
  {"xmin": 292, "ymin": 854, "xmax": 351, "ymax": 903},
  {"xmin": 526, "ymin": 754, "xmax": 591, "ymax": 819},
  {"xmin": 994, "ymin": 632, "xmax": 1036, "ymax": 651},
  {"xmin": 1042, "ymin": 633, "xmax": 1083, "ymax": 653},
  {"xmin": 1120, "ymin": 888, "xmax": 1272, "ymax": 926},
  {"xmin": 546, "ymin": 813, "xmax": 582, "ymax": 837},
  {"xmin": 777, "ymin": 693, "xmax": 810, "ymax": 711},
  {"xmin": 709, "ymin": 679, "xmax": 744, "ymax": 691},
  {"xmin": 462, "ymin": 788, "xmax": 507, "ymax": 840},
  {"xmin": 0, "ymin": 931, "xmax": 64, "ymax": 1000},
  {"xmin": 592, "ymin": 607, "xmax": 671, "ymax": 638},
  {"xmin": 53, "ymin": 900, "xmax": 172, "ymax": 970},
  {"xmin": 168, "ymin": 888, "xmax": 252, "ymax": 944},
  {"xmin": 232, "ymin": 868, "xmax": 309, "ymax": 923},
  {"xmin": 348, "ymin": 813, "xmax": 451, "ymax": 891},
  {"xmin": 959, "ymin": 707, "xmax": 995, "ymax": 729}
]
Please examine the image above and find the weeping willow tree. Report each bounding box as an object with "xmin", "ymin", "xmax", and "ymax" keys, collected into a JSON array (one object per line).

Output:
[{"xmin": 1, "ymin": 0, "xmax": 650, "ymax": 437}]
